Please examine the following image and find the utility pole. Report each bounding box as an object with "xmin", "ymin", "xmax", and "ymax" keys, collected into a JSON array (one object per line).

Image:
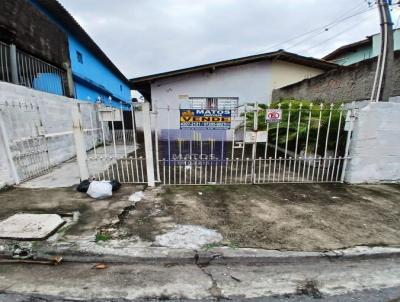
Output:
[{"xmin": 370, "ymin": 0, "xmax": 394, "ymax": 102}]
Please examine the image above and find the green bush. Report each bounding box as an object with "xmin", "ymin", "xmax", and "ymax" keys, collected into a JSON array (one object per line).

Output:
[{"xmin": 243, "ymin": 100, "xmax": 346, "ymax": 157}]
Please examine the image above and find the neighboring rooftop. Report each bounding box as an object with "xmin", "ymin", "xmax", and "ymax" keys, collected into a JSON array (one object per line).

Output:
[
  {"xmin": 323, "ymin": 37, "xmax": 372, "ymax": 61},
  {"xmin": 130, "ymin": 50, "xmax": 338, "ymax": 99},
  {"xmin": 323, "ymin": 28, "xmax": 400, "ymax": 65},
  {"xmin": 34, "ymin": 0, "xmax": 128, "ymax": 84}
]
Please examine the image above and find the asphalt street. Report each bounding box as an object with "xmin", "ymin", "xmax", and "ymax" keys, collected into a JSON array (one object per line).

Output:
[{"xmin": 0, "ymin": 256, "xmax": 399, "ymax": 301}]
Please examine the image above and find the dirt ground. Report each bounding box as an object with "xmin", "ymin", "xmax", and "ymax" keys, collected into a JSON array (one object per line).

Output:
[
  {"xmin": 0, "ymin": 183, "xmax": 400, "ymax": 251},
  {"xmin": 155, "ymin": 184, "xmax": 400, "ymax": 251}
]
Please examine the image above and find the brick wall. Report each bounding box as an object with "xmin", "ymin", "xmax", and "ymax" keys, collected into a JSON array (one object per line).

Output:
[
  {"xmin": 0, "ymin": 0, "xmax": 69, "ymax": 68},
  {"xmin": 272, "ymin": 51, "xmax": 400, "ymax": 103}
]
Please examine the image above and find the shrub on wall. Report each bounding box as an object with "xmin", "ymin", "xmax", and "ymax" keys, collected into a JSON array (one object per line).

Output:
[{"xmin": 243, "ymin": 100, "xmax": 347, "ymax": 157}]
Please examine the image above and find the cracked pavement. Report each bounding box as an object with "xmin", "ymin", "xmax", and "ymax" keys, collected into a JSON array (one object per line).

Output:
[{"xmin": 0, "ymin": 256, "xmax": 399, "ymax": 301}]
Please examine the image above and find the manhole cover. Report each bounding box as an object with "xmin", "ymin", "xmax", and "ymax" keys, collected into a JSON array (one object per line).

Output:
[{"xmin": 0, "ymin": 214, "xmax": 65, "ymax": 240}]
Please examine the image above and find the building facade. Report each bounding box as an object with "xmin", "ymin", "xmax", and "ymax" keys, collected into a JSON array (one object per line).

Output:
[
  {"xmin": 131, "ymin": 50, "xmax": 336, "ymax": 109},
  {"xmin": 0, "ymin": 0, "xmax": 131, "ymax": 109},
  {"xmin": 131, "ymin": 50, "xmax": 337, "ymax": 139},
  {"xmin": 323, "ymin": 28, "xmax": 400, "ymax": 66}
]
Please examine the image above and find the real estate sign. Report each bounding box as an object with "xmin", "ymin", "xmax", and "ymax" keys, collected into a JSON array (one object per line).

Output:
[{"xmin": 179, "ymin": 109, "xmax": 231, "ymax": 130}]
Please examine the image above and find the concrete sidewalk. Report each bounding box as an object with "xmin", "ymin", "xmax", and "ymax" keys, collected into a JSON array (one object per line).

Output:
[
  {"xmin": 0, "ymin": 256, "xmax": 399, "ymax": 301},
  {"xmin": 20, "ymin": 145, "xmax": 137, "ymax": 189}
]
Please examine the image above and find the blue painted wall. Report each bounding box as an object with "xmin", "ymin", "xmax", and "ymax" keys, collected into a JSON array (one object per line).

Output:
[
  {"xmin": 29, "ymin": 0, "xmax": 131, "ymax": 109},
  {"xmin": 68, "ymin": 36, "xmax": 131, "ymax": 107}
]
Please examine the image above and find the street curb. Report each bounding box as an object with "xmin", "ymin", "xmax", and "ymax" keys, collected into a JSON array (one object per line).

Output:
[{"xmin": 21, "ymin": 245, "xmax": 400, "ymax": 265}]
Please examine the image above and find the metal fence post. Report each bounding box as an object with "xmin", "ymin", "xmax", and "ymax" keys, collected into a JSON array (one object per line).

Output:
[
  {"xmin": 251, "ymin": 102, "xmax": 258, "ymax": 183},
  {"xmin": 340, "ymin": 104, "xmax": 357, "ymax": 183},
  {"xmin": 71, "ymin": 103, "xmax": 89, "ymax": 180},
  {"xmin": 9, "ymin": 44, "xmax": 19, "ymax": 85},
  {"xmin": 142, "ymin": 102, "xmax": 156, "ymax": 186}
]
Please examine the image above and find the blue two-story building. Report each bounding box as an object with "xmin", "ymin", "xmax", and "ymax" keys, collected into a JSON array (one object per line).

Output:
[{"xmin": 30, "ymin": 0, "xmax": 131, "ymax": 109}]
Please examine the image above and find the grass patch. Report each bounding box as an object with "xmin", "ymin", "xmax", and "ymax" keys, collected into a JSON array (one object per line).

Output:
[
  {"xmin": 202, "ymin": 240, "xmax": 239, "ymax": 251},
  {"xmin": 95, "ymin": 231, "xmax": 111, "ymax": 242},
  {"xmin": 202, "ymin": 242, "xmax": 223, "ymax": 251}
]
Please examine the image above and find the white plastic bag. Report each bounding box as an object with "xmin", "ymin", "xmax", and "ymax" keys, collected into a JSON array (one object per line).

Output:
[
  {"xmin": 129, "ymin": 191, "xmax": 144, "ymax": 204},
  {"xmin": 86, "ymin": 181, "xmax": 113, "ymax": 199}
]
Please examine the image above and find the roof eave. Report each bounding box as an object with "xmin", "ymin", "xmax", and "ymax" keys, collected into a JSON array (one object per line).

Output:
[{"xmin": 129, "ymin": 50, "xmax": 338, "ymax": 87}]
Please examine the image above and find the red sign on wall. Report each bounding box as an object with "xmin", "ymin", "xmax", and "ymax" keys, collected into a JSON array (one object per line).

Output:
[{"xmin": 266, "ymin": 109, "xmax": 282, "ymax": 123}]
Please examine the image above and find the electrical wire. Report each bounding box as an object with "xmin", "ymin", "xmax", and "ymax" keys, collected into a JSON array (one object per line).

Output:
[
  {"xmin": 298, "ymin": 9, "xmax": 376, "ymax": 53},
  {"xmin": 261, "ymin": 2, "xmax": 375, "ymax": 53},
  {"xmin": 285, "ymin": 7, "xmax": 376, "ymax": 51}
]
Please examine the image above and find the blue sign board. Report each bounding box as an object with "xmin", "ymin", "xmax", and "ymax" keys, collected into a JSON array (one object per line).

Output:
[{"xmin": 179, "ymin": 109, "xmax": 231, "ymax": 130}]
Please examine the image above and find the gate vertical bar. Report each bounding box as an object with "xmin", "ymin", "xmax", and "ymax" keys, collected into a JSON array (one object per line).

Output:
[{"xmin": 142, "ymin": 102, "xmax": 155, "ymax": 186}]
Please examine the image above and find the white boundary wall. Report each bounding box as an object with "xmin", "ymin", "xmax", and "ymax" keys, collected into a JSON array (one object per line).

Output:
[
  {"xmin": 0, "ymin": 82, "xmax": 100, "ymax": 186},
  {"xmin": 345, "ymin": 101, "xmax": 400, "ymax": 183}
]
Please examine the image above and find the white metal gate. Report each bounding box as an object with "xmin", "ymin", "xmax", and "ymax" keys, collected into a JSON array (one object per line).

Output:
[
  {"xmin": 0, "ymin": 100, "xmax": 50, "ymax": 182},
  {"xmin": 154, "ymin": 102, "xmax": 355, "ymax": 185},
  {"xmin": 81, "ymin": 102, "xmax": 148, "ymax": 184}
]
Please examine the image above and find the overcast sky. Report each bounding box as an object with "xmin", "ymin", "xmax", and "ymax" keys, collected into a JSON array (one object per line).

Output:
[{"xmin": 58, "ymin": 0, "xmax": 400, "ymax": 78}]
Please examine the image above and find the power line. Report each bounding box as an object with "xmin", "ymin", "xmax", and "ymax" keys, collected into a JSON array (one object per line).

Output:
[
  {"xmin": 285, "ymin": 6, "xmax": 376, "ymax": 51},
  {"xmin": 261, "ymin": 2, "xmax": 374, "ymax": 53},
  {"xmin": 299, "ymin": 9, "xmax": 376, "ymax": 54}
]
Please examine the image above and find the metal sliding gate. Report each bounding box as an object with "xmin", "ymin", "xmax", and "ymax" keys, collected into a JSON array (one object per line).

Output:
[{"xmin": 154, "ymin": 102, "xmax": 355, "ymax": 185}]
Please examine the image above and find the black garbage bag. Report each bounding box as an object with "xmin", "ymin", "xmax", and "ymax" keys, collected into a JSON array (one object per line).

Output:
[
  {"xmin": 77, "ymin": 179, "xmax": 91, "ymax": 193},
  {"xmin": 109, "ymin": 180, "xmax": 121, "ymax": 192}
]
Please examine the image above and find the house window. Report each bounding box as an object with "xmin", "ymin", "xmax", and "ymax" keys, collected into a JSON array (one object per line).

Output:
[
  {"xmin": 76, "ymin": 51, "xmax": 83, "ymax": 63},
  {"xmin": 189, "ymin": 97, "xmax": 239, "ymax": 115},
  {"xmin": 120, "ymin": 84, "xmax": 122, "ymax": 91},
  {"xmin": 206, "ymin": 97, "xmax": 218, "ymax": 109}
]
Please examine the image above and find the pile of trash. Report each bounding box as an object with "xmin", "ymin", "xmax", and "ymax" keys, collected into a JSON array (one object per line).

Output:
[{"xmin": 77, "ymin": 179, "xmax": 121, "ymax": 199}]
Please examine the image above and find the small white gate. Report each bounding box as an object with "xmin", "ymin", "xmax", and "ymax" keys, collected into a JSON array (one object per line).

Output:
[
  {"xmin": 0, "ymin": 100, "xmax": 50, "ymax": 182},
  {"xmin": 80, "ymin": 102, "xmax": 149, "ymax": 184},
  {"xmin": 153, "ymin": 102, "xmax": 355, "ymax": 185}
]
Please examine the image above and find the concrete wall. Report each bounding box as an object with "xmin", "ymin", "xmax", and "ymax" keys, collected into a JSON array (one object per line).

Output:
[
  {"xmin": 270, "ymin": 61, "xmax": 324, "ymax": 92},
  {"xmin": 272, "ymin": 51, "xmax": 400, "ymax": 103},
  {"xmin": 0, "ymin": 82, "xmax": 100, "ymax": 186},
  {"xmin": 0, "ymin": 124, "xmax": 13, "ymax": 188},
  {"xmin": 345, "ymin": 101, "xmax": 400, "ymax": 184}
]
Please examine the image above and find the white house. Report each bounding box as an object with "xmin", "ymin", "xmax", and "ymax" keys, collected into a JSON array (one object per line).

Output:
[{"xmin": 130, "ymin": 50, "xmax": 337, "ymax": 141}]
